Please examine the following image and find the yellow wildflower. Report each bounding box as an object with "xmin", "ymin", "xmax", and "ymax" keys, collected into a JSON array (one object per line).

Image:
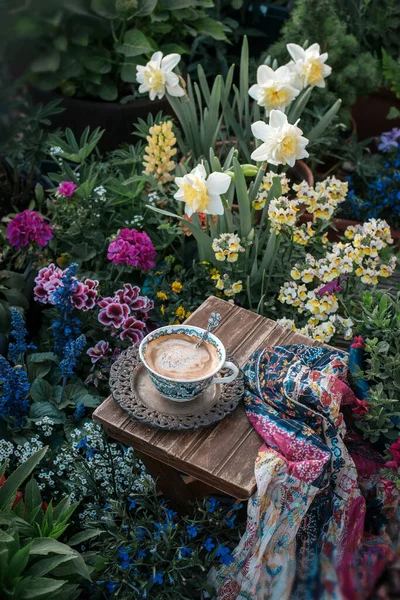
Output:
[
  {"xmin": 215, "ymin": 278, "xmax": 224, "ymax": 290},
  {"xmin": 224, "ymin": 289, "xmax": 234, "ymax": 297},
  {"xmin": 175, "ymin": 306, "xmax": 185, "ymax": 319},
  {"xmin": 156, "ymin": 291, "xmax": 168, "ymax": 301},
  {"xmin": 160, "ymin": 304, "xmax": 165, "ymax": 315},
  {"xmin": 209, "ymin": 268, "xmax": 220, "ymax": 280},
  {"xmin": 232, "ymin": 280, "xmax": 243, "ymax": 293},
  {"xmin": 185, "ymin": 311, "xmax": 192, "ymax": 318},
  {"xmin": 155, "ymin": 270, "xmax": 163, "ymax": 275},
  {"xmin": 171, "ymin": 281, "xmax": 183, "ymax": 293},
  {"xmin": 215, "ymin": 251, "xmax": 225, "ymax": 261},
  {"xmin": 199, "ymin": 261, "xmax": 210, "ymax": 265},
  {"xmin": 227, "ymin": 252, "xmax": 238, "ymax": 263},
  {"xmin": 143, "ymin": 120, "xmax": 177, "ymax": 184}
]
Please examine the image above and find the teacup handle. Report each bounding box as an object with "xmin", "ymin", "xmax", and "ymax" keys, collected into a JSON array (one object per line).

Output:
[{"xmin": 212, "ymin": 361, "xmax": 239, "ymax": 385}]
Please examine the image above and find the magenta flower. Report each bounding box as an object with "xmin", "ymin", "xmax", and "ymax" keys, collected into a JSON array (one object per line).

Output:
[
  {"xmin": 352, "ymin": 397, "xmax": 369, "ymax": 416},
  {"xmin": 87, "ymin": 340, "xmax": 111, "ymax": 364},
  {"xmin": 7, "ymin": 210, "xmax": 54, "ymax": 250},
  {"xmin": 34, "ymin": 264, "xmax": 98, "ymax": 310},
  {"xmin": 351, "ymin": 336, "xmax": 365, "ymax": 349},
  {"xmin": 57, "ymin": 181, "xmax": 77, "ymax": 197},
  {"xmin": 98, "ymin": 299, "xmax": 130, "ymax": 329},
  {"xmin": 316, "ymin": 275, "xmax": 347, "ymax": 297},
  {"xmin": 120, "ymin": 317, "xmax": 146, "ymax": 343},
  {"xmin": 107, "ymin": 229, "xmax": 156, "ymax": 271}
]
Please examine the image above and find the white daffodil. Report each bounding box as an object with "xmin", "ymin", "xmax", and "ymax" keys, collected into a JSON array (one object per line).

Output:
[
  {"xmin": 248, "ymin": 65, "xmax": 300, "ymax": 115},
  {"xmin": 286, "ymin": 43, "xmax": 332, "ymax": 89},
  {"xmin": 174, "ymin": 163, "xmax": 231, "ymax": 216},
  {"xmin": 136, "ymin": 51, "xmax": 185, "ymax": 101},
  {"xmin": 251, "ymin": 109, "xmax": 309, "ymax": 167}
]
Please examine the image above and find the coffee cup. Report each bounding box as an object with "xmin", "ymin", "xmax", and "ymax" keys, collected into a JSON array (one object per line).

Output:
[{"xmin": 139, "ymin": 324, "xmax": 239, "ymax": 402}]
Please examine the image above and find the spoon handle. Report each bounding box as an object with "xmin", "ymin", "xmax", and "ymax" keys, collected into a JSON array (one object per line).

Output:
[{"xmin": 195, "ymin": 312, "xmax": 221, "ymax": 349}]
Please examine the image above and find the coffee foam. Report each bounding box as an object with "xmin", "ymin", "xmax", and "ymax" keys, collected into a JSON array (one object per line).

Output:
[{"xmin": 145, "ymin": 333, "xmax": 220, "ymax": 380}]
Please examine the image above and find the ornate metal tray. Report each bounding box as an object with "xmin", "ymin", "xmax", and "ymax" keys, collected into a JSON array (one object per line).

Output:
[{"xmin": 109, "ymin": 345, "xmax": 244, "ymax": 430}]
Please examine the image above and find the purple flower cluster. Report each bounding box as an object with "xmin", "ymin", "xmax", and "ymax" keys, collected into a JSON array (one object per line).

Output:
[
  {"xmin": 378, "ymin": 128, "xmax": 400, "ymax": 152},
  {"xmin": 6, "ymin": 210, "xmax": 53, "ymax": 250},
  {"xmin": 107, "ymin": 229, "xmax": 156, "ymax": 271},
  {"xmin": 98, "ymin": 284, "xmax": 153, "ymax": 344},
  {"xmin": 34, "ymin": 264, "xmax": 99, "ymax": 311}
]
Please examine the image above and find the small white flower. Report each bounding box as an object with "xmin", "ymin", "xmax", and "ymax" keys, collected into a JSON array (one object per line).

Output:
[
  {"xmin": 286, "ymin": 43, "xmax": 332, "ymax": 89},
  {"xmin": 248, "ymin": 65, "xmax": 300, "ymax": 115},
  {"xmin": 174, "ymin": 162, "xmax": 231, "ymax": 216},
  {"xmin": 136, "ymin": 51, "xmax": 185, "ymax": 101},
  {"xmin": 251, "ymin": 110, "xmax": 309, "ymax": 167}
]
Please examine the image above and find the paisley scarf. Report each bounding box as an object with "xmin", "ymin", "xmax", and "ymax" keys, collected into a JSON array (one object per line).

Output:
[{"xmin": 210, "ymin": 345, "xmax": 399, "ymax": 600}]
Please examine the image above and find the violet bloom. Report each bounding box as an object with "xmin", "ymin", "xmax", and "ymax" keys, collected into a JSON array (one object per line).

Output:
[
  {"xmin": 87, "ymin": 340, "xmax": 111, "ymax": 364},
  {"xmin": 72, "ymin": 279, "xmax": 99, "ymax": 311},
  {"xmin": 316, "ymin": 276, "xmax": 347, "ymax": 297},
  {"xmin": 378, "ymin": 128, "xmax": 400, "ymax": 152},
  {"xmin": 7, "ymin": 210, "xmax": 54, "ymax": 250},
  {"xmin": 57, "ymin": 181, "xmax": 77, "ymax": 197},
  {"xmin": 115, "ymin": 283, "xmax": 154, "ymax": 313},
  {"xmin": 98, "ymin": 298, "xmax": 130, "ymax": 329},
  {"xmin": 107, "ymin": 229, "xmax": 156, "ymax": 271},
  {"xmin": 120, "ymin": 317, "xmax": 146, "ymax": 343}
]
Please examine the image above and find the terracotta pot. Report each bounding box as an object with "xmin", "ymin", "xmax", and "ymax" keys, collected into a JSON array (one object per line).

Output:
[
  {"xmin": 351, "ymin": 89, "xmax": 400, "ymax": 141},
  {"xmin": 299, "ymin": 213, "xmax": 400, "ymax": 248},
  {"xmin": 29, "ymin": 86, "xmax": 171, "ymax": 152}
]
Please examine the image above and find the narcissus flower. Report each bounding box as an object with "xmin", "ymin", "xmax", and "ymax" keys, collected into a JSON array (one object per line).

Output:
[
  {"xmin": 248, "ymin": 65, "xmax": 299, "ymax": 115},
  {"xmin": 174, "ymin": 163, "xmax": 231, "ymax": 216},
  {"xmin": 251, "ymin": 110, "xmax": 309, "ymax": 167},
  {"xmin": 287, "ymin": 43, "xmax": 332, "ymax": 89},
  {"xmin": 136, "ymin": 52, "xmax": 185, "ymax": 100}
]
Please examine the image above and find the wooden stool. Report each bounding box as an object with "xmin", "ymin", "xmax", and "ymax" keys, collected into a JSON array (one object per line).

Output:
[{"xmin": 93, "ymin": 296, "xmax": 325, "ymax": 513}]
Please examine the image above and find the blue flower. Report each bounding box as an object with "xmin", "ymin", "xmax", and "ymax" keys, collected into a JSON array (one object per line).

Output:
[
  {"xmin": 216, "ymin": 544, "xmax": 234, "ymax": 565},
  {"xmin": 0, "ymin": 355, "xmax": 30, "ymax": 426},
  {"xmin": 59, "ymin": 334, "xmax": 86, "ymax": 378},
  {"xmin": 152, "ymin": 572, "xmax": 163, "ymax": 585},
  {"xmin": 206, "ymin": 497, "xmax": 220, "ymax": 513},
  {"xmin": 8, "ymin": 308, "xmax": 36, "ymax": 365},
  {"xmin": 136, "ymin": 549, "xmax": 147, "ymax": 558},
  {"xmin": 186, "ymin": 525, "xmax": 199, "ymax": 538},
  {"xmin": 105, "ymin": 580, "xmax": 119, "ymax": 594},
  {"xmin": 128, "ymin": 498, "xmax": 137, "ymax": 510},
  {"xmin": 179, "ymin": 546, "xmax": 192, "ymax": 558},
  {"xmin": 203, "ymin": 537, "xmax": 215, "ymax": 552},
  {"xmin": 165, "ymin": 508, "xmax": 177, "ymax": 521},
  {"xmin": 73, "ymin": 402, "xmax": 85, "ymax": 422},
  {"xmin": 118, "ymin": 546, "xmax": 130, "ymax": 562},
  {"xmin": 77, "ymin": 436, "xmax": 88, "ymax": 450},
  {"xmin": 135, "ymin": 527, "xmax": 146, "ymax": 540},
  {"xmin": 225, "ymin": 515, "xmax": 237, "ymax": 528}
]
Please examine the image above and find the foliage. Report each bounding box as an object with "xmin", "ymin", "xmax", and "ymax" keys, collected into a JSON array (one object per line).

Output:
[
  {"xmin": 268, "ymin": 0, "xmax": 381, "ymax": 110},
  {"xmin": 341, "ymin": 131, "xmax": 400, "ymax": 228},
  {"xmin": 10, "ymin": 0, "xmax": 228, "ymax": 102},
  {"xmin": 0, "ymin": 448, "xmax": 92, "ymax": 600},
  {"xmin": 350, "ymin": 290, "xmax": 400, "ymax": 444},
  {"xmin": 382, "ymin": 48, "xmax": 400, "ymax": 99}
]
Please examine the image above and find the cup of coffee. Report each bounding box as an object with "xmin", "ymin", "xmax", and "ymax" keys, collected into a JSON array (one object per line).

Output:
[{"xmin": 139, "ymin": 324, "xmax": 239, "ymax": 402}]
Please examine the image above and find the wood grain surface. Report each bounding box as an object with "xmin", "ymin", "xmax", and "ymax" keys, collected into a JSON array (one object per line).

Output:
[{"xmin": 93, "ymin": 296, "xmax": 327, "ymax": 499}]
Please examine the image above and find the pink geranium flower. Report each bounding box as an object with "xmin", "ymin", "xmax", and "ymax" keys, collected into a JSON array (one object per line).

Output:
[
  {"xmin": 33, "ymin": 264, "xmax": 99, "ymax": 310},
  {"xmin": 7, "ymin": 210, "xmax": 53, "ymax": 250},
  {"xmin": 107, "ymin": 229, "xmax": 156, "ymax": 271},
  {"xmin": 120, "ymin": 317, "xmax": 146, "ymax": 343},
  {"xmin": 87, "ymin": 340, "xmax": 111, "ymax": 364},
  {"xmin": 98, "ymin": 300, "xmax": 130, "ymax": 329},
  {"xmin": 57, "ymin": 181, "xmax": 77, "ymax": 197}
]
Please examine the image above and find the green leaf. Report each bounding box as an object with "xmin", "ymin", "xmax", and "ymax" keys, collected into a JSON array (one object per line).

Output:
[
  {"xmin": 0, "ymin": 447, "xmax": 48, "ymax": 511},
  {"xmin": 22, "ymin": 577, "xmax": 67, "ymax": 598},
  {"xmin": 0, "ymin": 300, "xmax": 11, "ymax": 333},
  {"xmin": 160, "ymin": 0, "xmax": 196, "ymax": 7},
  {"xmin": 30, "ymin": 538, "xmax": 75, "ymax": 556},
  {"xmin": 30, "ymin": 402, "xmax": 66, "ymax": 424},
  {"xmin": 135, "ymin": 0, "xmax": 158, "ymax": 16},
  {"xmin": 194, "ymin": 18, "xmax": 228, "ymax": 41},
  {"xmin": 84, "ymin": 52, "xmax": 112, "ymax": 75},
  {"xmin": 26, "ymin": 555, "xmax": 74, "ymax": 578},
  {"xmin": 25, "ymin": 477, "xmax": 42, "ymax": 516},
  {"xmin": 1, "ymin": 288, "xmax": 29, "ymax": 309},
  {"xmin": 91, "ymin": 0, "xmax": 116, "ymax": 17},
  {"xmin": 118, "ymin": 29, "xmax": 153, "ymax": 57},
  {"xmin": 28, "ymin": 353, "xmax": 59, "ymax": 364},
  {"xmin": 30, "ymin": 379, "xmax": 53, "ymax": 403},
  {"xmin": 31, "ymin": 51, "xmax": 61, "ymax": 73},
  {"xmin": 233, "ymin": 157, "xmax": 251, "ymax": 238},
  {"xmin": 121, "ymin": 62, "xmax": 138, "ymax": 82},
  {"xmin": 307, "ymin": 99, "xmax": 342, "ymax": 142},
  {"xmin": 70, "ymin": 242, "xmax": 98, "ymax": 262},
  {"xmin": 54, "ymin": 35, "xmax": 67, "ymax": 52},
  {"xmin": 98, "ymin": 80, "xmax": 118, "ymax": 101},
  {"xmin": 0, "ymin": 529, "xmax": 14, "ymax": 542},
  {"xmin": 68, "ymin": 529, "xmax": 104, "ymax": 547}
]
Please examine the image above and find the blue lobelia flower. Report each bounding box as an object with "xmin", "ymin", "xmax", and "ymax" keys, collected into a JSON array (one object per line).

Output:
[
  {"xmin": 152, "ymin": 572, "xmax": 163, "ymax": 585},
  {"xmin": 105, "ymin": 580, "xmax": 120, "ymax": 594},
  {"xmin": 225, "ymin": 514, "xmax": 237, "ymax": 528},
  {"xmin": 203, "ymin": 537, "xmax": 215, "ymax": 552},
  {"xmin": 59, "ymin": 334, "xmax": 86, "ymax": 378},
  {"xmin": 128, "ymin": 497, "xmax": 137, "ymax": 510},
  {"xmin": 73, "ymin": 402, "xmax": 85, "ymax": 422},
  {"xmin": 186, "ymin": 524, "xmax": 199, "ymax": 538},
  {"xmin": 0, "ymin": 355, "xmax": 30, "ymax": 426},
  {"xmin": 206, "ymin": 497, "xmax": 220, "ymax": 513},
  {"xmin": 8, "ymin": 308, "xmax": 36, "ymax": 365},
  {"xmin": 179, "ymin": 546, "xmax": 192, "ymax": 558},
  {"xmin": 136, "ymin": 549, "xmax": 147, "ymax": 558},
  {"xmin": 216, "ymin": 544, "xmax": 234, "ymax": 565}
]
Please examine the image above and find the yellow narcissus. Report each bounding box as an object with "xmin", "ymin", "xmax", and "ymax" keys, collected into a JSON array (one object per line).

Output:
[
  {"xmin": 174, "ymin": 163, "xmax": 231, "ymax": 216},
  {"xmin": 248, "ymin": 65, "xmax": 300, "ymax": 115},
  {"xmin": 251, "ymin": 110, "xmax": 309, "ymax": 167},
  {"xmin": 286, "ymin": 43, "xmax": 332, "ymax": 89}
]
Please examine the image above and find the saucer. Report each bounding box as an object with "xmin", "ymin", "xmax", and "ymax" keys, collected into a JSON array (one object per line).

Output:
[{"xmin": 109, "ymin": 345, "xmax": 244, "ymax": 430}]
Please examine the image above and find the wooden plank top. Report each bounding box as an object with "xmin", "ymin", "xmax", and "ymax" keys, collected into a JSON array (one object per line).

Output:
[{"xmin": 93, "ymin": 296, "xmax": 326, "ymax": 499}]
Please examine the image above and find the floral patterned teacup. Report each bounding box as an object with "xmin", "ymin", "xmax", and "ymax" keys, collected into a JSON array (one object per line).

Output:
[{"xmin": 139, "ymin": 325, "xmax": 239, "ymax": 402}]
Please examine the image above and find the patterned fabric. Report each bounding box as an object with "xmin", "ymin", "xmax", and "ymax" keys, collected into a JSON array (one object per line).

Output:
[{"xmin": 210, "ymin": 345, "xmax": 399, "ymax": 600}]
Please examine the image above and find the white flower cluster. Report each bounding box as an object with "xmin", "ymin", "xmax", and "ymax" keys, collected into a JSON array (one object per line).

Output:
[
  {"xmin": 253, "ymin": 172, "xmax": 290, "ymax": 210},
  {"xmin": 147, "ymin": 191, "xmax": 160, "ymax": 206},
  {"xmin": 212, "ymin": 233, "xmax": 246, "ymax": 262},
  {"xmin": 94, "ymin": 186, "xmax": 107, "ymax": 203},
  {"xmin": 49, "ymin": 146, "xmax": 63, "ymax": 165},
  {"xmin": 14, "ymin": 435, "xmax": 45, "ymax": 463},
  {"xmin": 0, "ymin": 440, "xmax": 14, "ymax": 463},
  {"xmin": 53, "ymin": 422, "xmax": 151, "ymax": 512},
  {"xmin": 37, "ymin": 469, "xmax": 56, "ymax": 491},
  {"xmin": 35, "ymin": 417, "xmax": 55, "ymax": 437}
]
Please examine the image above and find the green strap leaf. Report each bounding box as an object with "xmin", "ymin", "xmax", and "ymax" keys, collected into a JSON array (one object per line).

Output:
[
  {"xmin": 0, "ymin": 447, "xmax": 48, "ymax": 512},
  {"xmin": 233, "ymin": 157, "xmax": 251, "ymax": 239}
]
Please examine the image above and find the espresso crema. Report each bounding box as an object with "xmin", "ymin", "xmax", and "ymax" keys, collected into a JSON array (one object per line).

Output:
[{"xmin": 145, "ymin": 333, "xmax": 220, "ymax": 380}]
